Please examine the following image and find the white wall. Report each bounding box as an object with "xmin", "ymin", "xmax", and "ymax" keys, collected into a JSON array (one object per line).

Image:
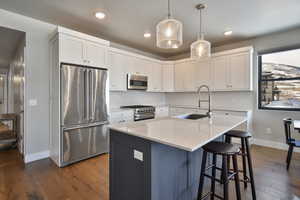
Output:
[
  {"xmin": 0, "ymin": 8, "xmax": 56, "ymax": 158},
  {"xmin": 110, "ymin": 91, "xmax": 166, "ymax": 108}
]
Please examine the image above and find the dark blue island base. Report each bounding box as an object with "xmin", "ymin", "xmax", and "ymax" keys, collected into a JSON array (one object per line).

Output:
[{"xmin": 109, "ymin": 129, "xmax": 223, "ymax": 200}]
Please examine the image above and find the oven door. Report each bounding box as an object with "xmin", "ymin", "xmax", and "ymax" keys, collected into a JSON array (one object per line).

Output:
[
  {"xmin": 127, "ymin": 74, "xmax": 148, "ymax": 90},
  {"xmin": 134, "ymin": 113, "xmax": 155, "ymax": 121}
]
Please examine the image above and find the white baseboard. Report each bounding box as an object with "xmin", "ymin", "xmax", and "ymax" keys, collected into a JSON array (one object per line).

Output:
[
  {"xmin": 252, "ymin": 138, "xmax": 300, "ymax": 153},
  {"xmin": 24, "ymin": 150, "xmax": 50, "ymax": 163}
]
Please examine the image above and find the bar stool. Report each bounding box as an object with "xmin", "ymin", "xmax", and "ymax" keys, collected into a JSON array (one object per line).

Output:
[
  {"xmin": 225, "ymin": 130, "xmax": 256, "ymax": 200},
  {"xmin": 197, "ymin": 141, "xmax": 241, "ymax": 200}
]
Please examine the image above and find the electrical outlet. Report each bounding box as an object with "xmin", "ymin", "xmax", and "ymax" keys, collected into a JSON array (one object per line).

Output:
[
  {"xmin": 133, "ymin": 150, "xmax": 143, "ymax": 162},
  {"xmin": 266, "ymin": 128, "xmax": 272, "ymax": 134},
  {"xmin": 29, "ymin": 99, "xmax": 37, "ymax": 106}
]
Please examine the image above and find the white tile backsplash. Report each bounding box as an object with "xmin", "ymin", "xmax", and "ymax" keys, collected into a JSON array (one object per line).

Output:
[
  {"xmin": 109, "ymin": 91, "xmax": 166, "ymax": 108},
  {"xmin": 110, "ymin": 90, "xmax": 253, "ymax": 111},
  {"xmin": 165, "ymin": 92, "xmax": 253, "ymax": 111}
]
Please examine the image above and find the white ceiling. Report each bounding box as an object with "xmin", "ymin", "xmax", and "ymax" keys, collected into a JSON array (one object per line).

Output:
[
  {"xmin": 0, "ymin": 26, "xmax": 25, "ymax": 68},
  {"xmin": 0, "ymin": 0, "xmax": 300, "ymax": 58}
]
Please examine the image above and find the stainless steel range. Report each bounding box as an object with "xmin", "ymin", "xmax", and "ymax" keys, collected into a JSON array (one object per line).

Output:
[{"xmin": 120, "ymin": 105, "xmax": 155, "ymax": 121}]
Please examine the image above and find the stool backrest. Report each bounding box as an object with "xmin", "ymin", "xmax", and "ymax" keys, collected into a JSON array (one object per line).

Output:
[{"xmin": 283, "ymin": 118, "xmax": 293, "ymax": 144}]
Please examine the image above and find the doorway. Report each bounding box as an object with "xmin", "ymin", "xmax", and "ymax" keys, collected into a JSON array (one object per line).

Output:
[{"xmin": 0, "ymin": 26, "xmax": 25, "ymax": 156}]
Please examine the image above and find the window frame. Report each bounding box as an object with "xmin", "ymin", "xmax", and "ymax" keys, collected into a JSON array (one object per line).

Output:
[{"xmin": 258, "ymin": 46, "xmax": 300, "ymax": 111}]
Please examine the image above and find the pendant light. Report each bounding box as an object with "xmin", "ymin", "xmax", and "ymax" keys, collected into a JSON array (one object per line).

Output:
[
  {"xmin": 156, "ymin": 0, "xmax": 183, "ymax": 49},
  {"xmin": 191, "ymin": 4, "xmax": 211, "ymax": 59}
]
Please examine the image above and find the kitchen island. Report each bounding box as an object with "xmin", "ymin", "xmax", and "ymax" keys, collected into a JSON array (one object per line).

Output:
[{"xmin": 109, "ymin": 114, "xmax": 247, "ymax": 200}]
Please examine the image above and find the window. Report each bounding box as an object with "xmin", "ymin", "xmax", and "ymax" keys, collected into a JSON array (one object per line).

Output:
[{"xmin": 258, "ymin": 48, "xmax": 300, "ymax": 111}]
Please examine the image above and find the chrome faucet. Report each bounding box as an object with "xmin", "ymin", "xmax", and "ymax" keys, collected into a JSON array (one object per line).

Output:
[{"xmin": 197, "ymin": 85, "xmax": 212, "ymax": 117}]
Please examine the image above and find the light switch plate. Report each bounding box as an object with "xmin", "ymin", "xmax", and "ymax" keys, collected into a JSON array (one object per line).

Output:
[
  {"xmin": 29, "ymin": 99, "xmax": 37, "ymax": 106},
  {"xmin": 133, "ymin": 150, "xmax": 143, "ymax": 162}
]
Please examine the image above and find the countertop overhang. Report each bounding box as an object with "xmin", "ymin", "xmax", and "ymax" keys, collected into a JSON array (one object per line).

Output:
[{"xmin": 109, "ymin": 114, "xmax": 247, "ymax": 152}]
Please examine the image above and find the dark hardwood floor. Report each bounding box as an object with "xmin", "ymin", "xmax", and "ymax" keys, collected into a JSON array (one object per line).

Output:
[{"xmin": 0, "ymin": 145, "xmax": 299, "ymax": 200}]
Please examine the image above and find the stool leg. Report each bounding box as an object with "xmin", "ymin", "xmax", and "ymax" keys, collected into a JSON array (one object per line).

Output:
[
  {"xmin": 210, "ymin": 154, "xmax": 217, "ymax": 200},
  {"xmin": 198, "ymin": 151, "xmax": 208, "ymax": 200},
  {"xmin": 232, "ymin": 154, "xmax": 242, "ymax": 200},
  {"xmin": 245, "ymin": 138, "xmax": 256, "ymax": 200},
  {"xmin": 286, "ymin": 145, "xmax": 294, "ymax": 170},
  {"xmin": 222, "ymin": 136, "xmax": 231, "ymax": 181},
  {"xmin": 241, "ymin": 138, "xmax": 248, "ymax": 188},
  {"xmin": 222, "ymin": 155, "xmax": 229, "ymax": 200}
]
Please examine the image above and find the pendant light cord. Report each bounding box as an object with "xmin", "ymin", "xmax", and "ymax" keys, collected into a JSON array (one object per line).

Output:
[
  {"xmin": 198, "ymin": 8, "xmax": 202, "ymax": 40},
  {"xmin": 168, "ymin": 0, "xmax": 171, "ymax": 18}
]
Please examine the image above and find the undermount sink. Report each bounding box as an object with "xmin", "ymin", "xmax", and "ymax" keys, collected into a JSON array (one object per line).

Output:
[{"xmin": 175, "ymin": 114, "xmax": 209, "ymax": 120}]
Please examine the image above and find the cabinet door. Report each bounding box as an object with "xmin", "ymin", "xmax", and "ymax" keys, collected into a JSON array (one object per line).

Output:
[
  {"xmin": 228, "ymin": 53, "xmax": 251, "ymax": 90},
  {"xmin": 85, "ymin": 41, "xmax": 106, "ymax": 68},
  {"xmin": 128, "ymin": 57, "xmax": 148, "ymax": 75},
  {"xmin": 162, "ymin": 64, "xmax": 174, "ymax": 92},
  {"xmin": 211, "ymin": 56, "xmax": 228, "ymax": 91},
  {"xmin": 174, "ymin": 63, "xmax": 185, "ymax": 91},
  {"xmin": 60, "ymin": 35, "xmax": 84, "ymax": 65},
  {"xmin": 107, "ymin": 51, "xmax": 127, "ymax": 91},
  {"xmin": 152, "ymin": 62, "xmax": 162, "ymax": 92},
  {"xmin": 184, "ymin": 61, "xmax": 197, "ymax": 92},
  {"xmin": 195, "ymin": 59, "xmax": 211, "ymax": 89},
  {"xmin": 148, "ymin": 61, "xmax": 162, "ymax": 92}
]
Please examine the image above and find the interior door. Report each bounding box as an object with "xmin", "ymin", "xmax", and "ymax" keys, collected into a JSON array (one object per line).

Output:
[
  {"xmin": 61, "ymin": 65, "xmax": 88, "ymax": 126},
  {"xmin": 89, "ymin": 69, "xmax": 108, "ymax": 123}
]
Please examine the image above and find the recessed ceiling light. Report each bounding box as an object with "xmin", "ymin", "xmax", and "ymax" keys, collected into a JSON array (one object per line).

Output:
[
  {"xmin": 144, "ymin": 32, "xmax": 151, "ymax": 38},
  {"xmin": 224, "ymin": 30, "xmax": 233, "ymax": 36},
  {"xmin": 95, "ymin": 12, "xmax": 106, "ymax": 19}
]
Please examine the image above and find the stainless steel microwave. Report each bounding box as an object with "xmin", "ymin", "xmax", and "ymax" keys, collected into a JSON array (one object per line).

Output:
[{"xmin": 127, "ymin": 74, "xmax": 148, "ymax": 90}]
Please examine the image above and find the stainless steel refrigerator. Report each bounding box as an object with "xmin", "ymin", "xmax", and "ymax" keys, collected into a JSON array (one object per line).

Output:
[{"xmin": 60, "ymin": 63, "xmax": 109, "ymax": 166}]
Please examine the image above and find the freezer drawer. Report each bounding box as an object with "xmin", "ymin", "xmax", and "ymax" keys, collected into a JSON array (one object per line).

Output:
[{"xmin": 62, "ymin": 125, "xmax": 108, "ymax": 165}]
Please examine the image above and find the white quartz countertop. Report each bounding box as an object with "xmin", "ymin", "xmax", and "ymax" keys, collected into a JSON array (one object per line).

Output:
[{"xmin": 109, "ymin": 114, "xmax": 247, "ymax": 152}]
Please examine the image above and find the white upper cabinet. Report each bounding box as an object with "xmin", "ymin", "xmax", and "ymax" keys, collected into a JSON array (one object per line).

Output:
[
  {"xmin": 162, "ymin": 64, "xmax": 174, "ymax": 92},
  {"xmin": 228, "ymin": 52, "xmax": 251, "ymax": 90},
  {"xmin": 195, "ymin": 59, "xmax": 211, "ymax": 89},
  {"xmin": 60, "ymin": 34, "xmax": 84, "ymax": 66},
  {"xmin": 85, "ymin": 41, "xmax": 107, "ymax": 68},
  {"xmin": 211, "ymin": 56, "xmax": 228, "ymax": 91},
  {"xmin": 212, "ymin": 48, "xmax": 253, "ymax": 91},
  {"xmin": 174, "ymin": 60, "xmax": 196, "ymax": 92},
  {"xmin": 130, "ymin": 57, "xmax": 149, "ymax": 75},
  {"xmin": 174, "ymin": 62, "xmax": 185, "ymax": 91},
  {"xmin": 58, "ymin": 28, "xmax": 109, "ymax": 68},
  {"xmin": 107, "ymin": 51, "xmax": 127, "ymax": 91},
  {"xmin": 148, "ymin": 62, "xmax": 162, "ymax": 92}
]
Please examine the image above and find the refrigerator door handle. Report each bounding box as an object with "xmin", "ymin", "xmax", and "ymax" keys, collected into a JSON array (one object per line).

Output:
[
  {"xmin": 85, "ymin": 69, "xmax": 89, "ymax": 121},
  {"xmin": 89, "ymin": 70, "xmax": 94, "ymax": 122}
]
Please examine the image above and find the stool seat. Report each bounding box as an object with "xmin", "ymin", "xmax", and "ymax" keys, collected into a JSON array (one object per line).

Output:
[
  {"xmin": 226, "ymin": 130, "xmax": 252, "ymax": 138},
  {"xmin": 203, "ymin": 141, "xmax": 240, "ymax": 155}
]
